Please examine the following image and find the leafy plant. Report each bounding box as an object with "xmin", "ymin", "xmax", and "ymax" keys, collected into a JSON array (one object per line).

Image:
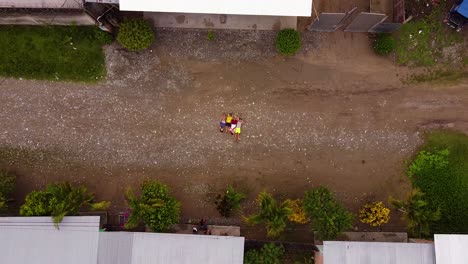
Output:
[
  {"xmin": 125, "ymin": 180, "xmax": 180, "ymax": 232},
  {"xmin": 207, "ymin": 31, "xmax": 216, "ymax": 41},
  {"xmin": 117, "ymin": 18, "xmax": 155, "ymax": 51},
  {"xmin": 0, "ymin": 170, "xmax": 14, "ymax": 212},
  {"xmin": 93, "ymin": 28, "xmax": 114, "ymax": 45},
  {"xmin": 406, "ymin": 131, "xmax": 468, "ymax": 234},
  {"xmin": 407, "ymin": 149, "xmax": 449, "ymax": 180},
  {"xmin": 303, "ymin": 186, "xmax": 353, "ymax": 240},
  {"xmin": 20, "ymin": 182, "xmax": 110, "ymax": 224},
  {"xmin": 244, "ymin": 243, "xmax": 285, "ymax": 264},
  {"xmin": 245, "ymin": 192, "xmax": 292, "ymax": 238},
  {"xmin": 275, "ymin": 28, "xmax": 301, "ymax": 56},
  {"xmin": 359, "ymin": 201, "xmax": 390, "ymax": 227},
  {"xmin": 286, "ymin": 199, "xmax": 309, "ymax": 224},
  {"xmin": 373, "ymin": 34, "xmax": 396, "ymax": 55},
  {"xmin": 215, "ymin": 185, "xmax": 245, "ymax": 217},
  {"xmin": 390, "ymin": 189, "xmax": 440, "ymax": 238}
]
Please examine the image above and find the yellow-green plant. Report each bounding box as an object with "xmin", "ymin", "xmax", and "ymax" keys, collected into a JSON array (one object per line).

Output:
[
  {"xmin": 286, "ymin": 199, "xmax": 309, "ymax": 224},
  {"xmin": 359, "ymin": 201, "xmax": 390, "ymax": 227}
]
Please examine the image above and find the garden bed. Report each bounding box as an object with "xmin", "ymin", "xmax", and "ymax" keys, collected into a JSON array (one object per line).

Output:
[{"xmin": 0, "ymin": 25, "xmax": 111, "ymax": 82}]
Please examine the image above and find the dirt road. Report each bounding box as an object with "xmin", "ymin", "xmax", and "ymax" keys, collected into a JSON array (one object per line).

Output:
[{"xmin": 0, "ymin": 30, "xmax": 467, "ymax": 238}]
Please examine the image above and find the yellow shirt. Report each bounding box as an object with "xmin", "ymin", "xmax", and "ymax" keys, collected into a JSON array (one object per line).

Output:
[{"xmin": 226, "ymin": 116, "xmax": 233, "ymax": 123}]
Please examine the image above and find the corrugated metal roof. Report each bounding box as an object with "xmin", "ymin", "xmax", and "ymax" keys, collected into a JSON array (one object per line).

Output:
[
  {"xmin": 0, "ymin": 216, "xmax": 100, "ymax": 231},
  {"xmin": 323, "ymin": 241, "xmax": 436, "ymax": 264},
  {"xmin": 0, "ymin": 0, "xmax": 83, "ymax": 9},
  {"xmin": 119, "ymin": 0, "xmax": 313, "ymax": 17},
  {"xmin": 434, "ymin": 234, "xmax": 468, "ymax": 264}
]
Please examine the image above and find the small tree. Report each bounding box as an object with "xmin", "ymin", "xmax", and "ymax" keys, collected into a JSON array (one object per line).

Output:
[
  {"xmin": 244, "ymin": 243, "xmax": 285, "ymax": 264},
  {"xmin": 390, "ymin": 188, "xmax": 441, "ymax": 238},
  {"xmin": 286, "ymin": 199, "xmax": 309, "ymax": 224},
  {"xmin": 245, "ymin": 192, "xmax": 292, "ymax": 238},
  {"xmin": 275, "ymin": 29, "xmax": 302, "ymax": 56},
  {"xmin": 215, "ymin": 185, "xmax": 245, "ymax": 217},
  {"xmin": 303, "ymin": 186, "xmax": 353, "ymax": 240},
  {"xmin": 0, "ymin": 171, "xmax": 15, "ymax": 212},
  {"xmin": 117, "ymin": 18, "xmax": 155, "ymax": 51},
  {"xmin": 125, "ymin": 180, "xmax": 180, "ymax": 232},
  {"xmin": 359, "ymin": 201, "xmax": 390, "ymax": 227},
  {"xmin": 20, "ymin": 182, "xmax": 110, "ymax": 224}
]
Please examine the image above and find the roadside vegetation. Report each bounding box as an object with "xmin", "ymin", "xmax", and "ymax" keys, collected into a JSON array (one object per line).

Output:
[
  {"xmin": 0, "ymin": 26, "xmax": 112, "ymax": 82},
  {"xmin": 393, "ymin": 131, "xmax": 468, "ymax": 237},
  {"xmin": 275, "ymin": 28, "xmax": 302, "ymax": 56},
  {"xmin": 117, "ymin": 18, "xmax": 155, "ymax": 51},
  {"xmin": 0, "ymin": 171, "xmax": 15, "ymax": 213}
]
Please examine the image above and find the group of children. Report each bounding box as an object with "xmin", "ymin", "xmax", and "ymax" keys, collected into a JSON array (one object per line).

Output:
[{"xmin": 219, "ymin": 113, "xmax": 243, "ymax": 141}]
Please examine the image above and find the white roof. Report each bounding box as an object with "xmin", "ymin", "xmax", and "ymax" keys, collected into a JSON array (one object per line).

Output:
[
  {"xmin": 434, "ymin": 234, "xmax": 468, "ymax": 264},
  {"xmin": 119, "ymin": 0, "xmax": 312, "ymax": 17},
  {"xmin": 99, "ymin": 232, "xmax": 245, "ymax": 264},
  {"xmin": 323, "ymin": 241, "xmax": 436, "ymax": 264},
  {"xmin": 0, "ymin": 0, "xmax": 83, "ymax": 9},
  {"xmin": 0, "ymin": 216, "xmax": 101, "ymax": 264},
  {"xmin": 0, "ymin": 216, "xmax": 244, "ymax": 264}
]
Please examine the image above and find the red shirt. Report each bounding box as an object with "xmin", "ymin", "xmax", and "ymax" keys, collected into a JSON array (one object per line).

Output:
[{"xmin": 231, "ymin": 119, "xmax": 238, "ymax": 125}]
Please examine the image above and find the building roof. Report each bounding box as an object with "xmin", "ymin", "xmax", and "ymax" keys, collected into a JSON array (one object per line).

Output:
[
  {"xmin": 323, "ymin": 241, "xmax": 436, "ymax": 264},
  {"xmin": 434, "ymin": 234, "xmax": 468, "ymax": 264},
  {"xmin": 455, "ymin": 0, "xmax": 468, "ymax": 18},
  {"xmin": 119, "ymin": 0, "xmax": 313, "ymax": 17},
  {"xmin": 0, "ymin": 216, "xmax": 244, "ymax": 264},
  {"xmin": 0, "ymin": 0, "xmax": 83, "ymax": 9}
]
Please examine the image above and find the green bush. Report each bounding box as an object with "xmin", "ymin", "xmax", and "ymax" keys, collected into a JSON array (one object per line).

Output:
[
  {"xmin": 94, "ymin": 28, "xmax": 114, "ymax": 45},
  {"xmin": 303, "ymin": 186, "xmax": 353, "ymax": 240},
  {"xmin": 244, "ymin": 243, "xmax": 285, "ymax": 264},
  {"xmin": 215, "ymin": 185, "xmax": 245, "ymax": 217},
  {"xmin": 0, "ymin": 171, "xmax": 15, "ymax": 212},
  {"xmin": 408, "ymin": 131, "xmax": 468, "ymax": 234},
  {"xmin": 275, "ymin": 29, "xmax": 301, "ymax": 56},
  {"xmin": 373, "ymin": 34, "xmax": 396, "ymax": 55},
  {"xmin": 125, "ymin": 180, "xmax": 180, "ymax": 232},
  {"xmin": 207, "ymin": 31, "xmax": 216, "ymax": 41},
  {"xmin": 20, "ymin": 182, "xmax": 110, "ymax": 224},
  {"xmin": 117, "ymin": 19, "xmax": 155, "ymax": 51},
  {"xmin": 245, "ymin": 192, "xmax": 292, "ymax": 238}
]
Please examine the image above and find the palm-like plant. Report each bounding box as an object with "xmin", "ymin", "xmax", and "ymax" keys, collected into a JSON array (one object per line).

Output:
[
  {"xmin": 389, "ymin": 188, "xmax": 441, "ymax": 238},
  {"xmin": 215, "ymin": 185, "xmax": 246, "ymax": 217},
  {"xmin": 20, "ymin": 182, "xmax": 110, "ymax": 225},
  {"xmin": 245, "ymin": 192, "xmax": 292, "ymax": 238},
  {"xmin": 125, "ymin": 180, "xmax": 180, "ymax": 232}
]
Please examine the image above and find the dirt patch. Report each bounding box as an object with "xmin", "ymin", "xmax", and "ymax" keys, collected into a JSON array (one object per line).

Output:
[{"xmin": 1, "ymin": 29, "xmax": 468, "ymax": 241}]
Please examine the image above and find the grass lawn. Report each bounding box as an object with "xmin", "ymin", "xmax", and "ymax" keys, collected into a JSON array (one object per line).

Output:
[
  {"xmin": 410, "ymin": 131, "xmax": 468, "ymax": 234},
  {"xmin": 0, "ymin": 26, "xmax": 112, "ymax": 82}
]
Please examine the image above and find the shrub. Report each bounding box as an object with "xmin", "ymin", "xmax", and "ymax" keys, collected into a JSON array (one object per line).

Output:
[
  {"xmin": 207, "ymin": 31, "xmax": 216, "ymax": 41},
  {"xmin": 359, "ymin": 201, "xmax": 390, "ymax": 227},
  {"xmin": 245, "ymin": 192, "xmax": 292, "ymax": 238},
  {"xmin": 303, "ymin": 186, "xmax": 353, "ymax": 240},
  {"xmin": 373, "ymin": 34, "xmax": 396, "ymax": 55},
  {"xmin": 125, "ymin": 180, "xmax": 180, "ymax": 232},
  {"xmin": 94, "ymin": 28, "xmax": 114, "ymax": 45},
  {"xmin": 286, "ymin": 199, "xmax": 309, "ymax": 224},
  {"xmin": 407, "ymin": 131, "xmax": 468, "ymax": 234},
  {"xmin": 0, "ymin": 170, "xmax": 15, "ymax": 212},
  {"xmin": 244, "ymin": 243, "xmax": 285, "ymax": 264},
  {"xmin": 275, "ymin": 29, "xmax": 301, "ymax": 56},
  {"xmin": 20, "ymin": 182, "xmax": 110, "ymax": 224},
  {"xmin": 215, "ymin": 185, "xmax": 245, "ymax": 217},
  {"xmin": 117, "ymin": 19, "xmax": 155, "ymax": 51},
  {"xmin": 390, "ymin": 189, "xmax": 440, "ymax": 238}
]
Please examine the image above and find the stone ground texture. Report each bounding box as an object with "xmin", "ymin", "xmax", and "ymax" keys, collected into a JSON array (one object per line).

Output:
[{"xmin": 0, "ymin": 29, "xmax": 467, "ymax": 240}]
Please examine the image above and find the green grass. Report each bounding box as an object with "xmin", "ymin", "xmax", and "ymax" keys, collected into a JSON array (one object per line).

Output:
[
  {"xmin": 410, "ymin": 131, "xmax": 468, "ymax": 233},
  {"xmin": 396, "ymin": 8, "xmax": 462, "ymax": 66},
  {"xmin": 408, "ymin": 67, "xmax": 467, "ymax": 84},
  {"xmin": 0, "ymin": 25, "xmax": 111, "ymax": 82}
]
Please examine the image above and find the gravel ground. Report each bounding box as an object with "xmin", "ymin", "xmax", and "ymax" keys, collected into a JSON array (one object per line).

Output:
[{"xmin": 0, "ymin": 29, "xmax": 467, "ymax": 237}]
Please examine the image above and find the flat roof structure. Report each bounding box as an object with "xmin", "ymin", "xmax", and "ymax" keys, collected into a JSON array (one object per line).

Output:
[
  {"xmin": 434, "ymin": 234, "xmax": 468, "ymax": 264},
  {"xmin": 323, "ymin": 241, "xmax": 436, "ymax": 264},
  {"xmin": 0, "ymin": 216, "xmax": 245, "ymax": 264},
  {"xmin": 119, "ymin": 0, "xmax": 313, "ymax": 17}
]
